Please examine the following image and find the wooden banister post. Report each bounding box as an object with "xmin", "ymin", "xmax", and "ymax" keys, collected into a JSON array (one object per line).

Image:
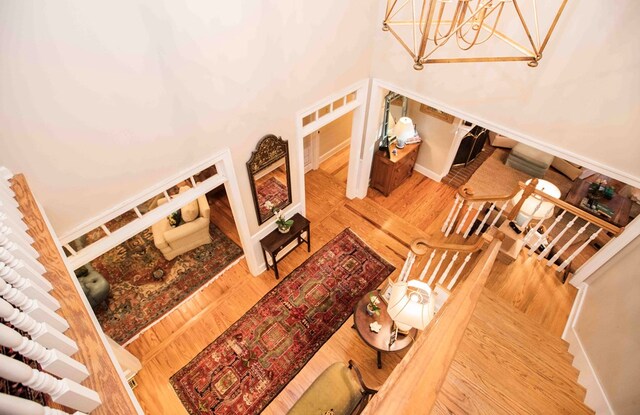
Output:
[{"xmin": 507, "ymin": 178, "xmax": 538, "ymax": 221}]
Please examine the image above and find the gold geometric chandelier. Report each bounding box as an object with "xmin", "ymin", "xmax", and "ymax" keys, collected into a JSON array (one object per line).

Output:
[{"xmin": 383, "ymin": 0, "xmax": 568, "ymax": 70}]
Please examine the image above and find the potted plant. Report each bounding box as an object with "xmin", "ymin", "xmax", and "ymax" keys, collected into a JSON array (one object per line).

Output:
[
  {"xmin": 265, "ymin": 201, "xmax": 294, "ymax": 233},
  {"xmin": 366, "ymin": 293, "xmax": 381, "ymax": 316}
]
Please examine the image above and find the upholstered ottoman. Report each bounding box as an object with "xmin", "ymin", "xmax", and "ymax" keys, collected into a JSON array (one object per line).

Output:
[
  {"xmin": 75, "ymin": 265, "xmax": 110, "ymax": 308},
  {"xmin": 287, "ymin": 361, "xmax": 376, "ymax": 415},
  {"xmin": 506, "ymin": 143, "xmax": 554, "ymax": 178}
]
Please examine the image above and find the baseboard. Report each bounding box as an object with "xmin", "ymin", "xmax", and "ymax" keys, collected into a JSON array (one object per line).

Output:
[
  {"xmin": 413, "ymin": 163, "xmax": 444, "ymax": 182},
  {"xmin": 319, "ymin": 139, "xmax": 351, "ymax": 164},
  {"xmin": 566, "ymin": 328, "xmax": 615, "ymax": 414}
]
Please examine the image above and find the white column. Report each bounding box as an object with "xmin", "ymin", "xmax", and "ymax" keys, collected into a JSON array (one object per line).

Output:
[
  {"xmin": 0, "ymin": 324, "xmax": 89, "ymax": 383},
  {"xmin": 0, "ymin": 278, "xmax": 69, "ymax": 332},
  {"xmin": 0, "ymin": 263, "xmax": 60, "ymax": 311},
  {"xmin": 0, "ymin": 393, "xmax": 86, "ymax": 415},
  {"xmin": 0, "ymin": 298, "xmax": 78, "ymax": 356},
  {"xmin": 0, "ymin": 247, "xmax": 51, "ymax": 292},
  {"xmin": 0, "ymin": 354, "xmax": 101, "ymax": 413},
  {"xmin": 0, "ymin": 232, "xmax": 39, "ymax": 258},
  {"xmin": 0, "ymin": 239, "xmax": 46, "ymax": 273}
]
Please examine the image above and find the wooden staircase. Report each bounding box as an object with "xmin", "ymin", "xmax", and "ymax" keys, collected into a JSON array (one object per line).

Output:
[
  {"xmin": 433, "ymin": 288, "xmax": 593, "ymax": 414},
  {"xmin": 361, "ymin": 232, "xmax": 594, "ymax": 415}
]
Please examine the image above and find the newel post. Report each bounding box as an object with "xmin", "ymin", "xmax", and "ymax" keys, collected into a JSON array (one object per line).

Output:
[{"xmin": 507, "ymin": 178, "xmax": 538, "ymax": 221}]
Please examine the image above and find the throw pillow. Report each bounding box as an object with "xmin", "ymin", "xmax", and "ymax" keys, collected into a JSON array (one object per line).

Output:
[
  {"xmin": 167, "ymin": 210, "xmax": 182, "ymax": 227},
  {"xmin": 181, "ymin": 199, "xmax": 199, "ymax": 222}
]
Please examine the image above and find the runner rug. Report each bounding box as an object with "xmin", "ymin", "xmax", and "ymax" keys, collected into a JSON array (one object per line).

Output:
[
  {"xmin": 87, "ymin": 218, "xmax": 243, "ymax": 345},
  {"xmin": 170, "ymin": 228, "xmax": 394, "ymax": 415}
]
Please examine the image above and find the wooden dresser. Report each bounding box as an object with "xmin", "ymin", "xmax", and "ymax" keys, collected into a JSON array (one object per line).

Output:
[{"xmin": 370, "ymin": 142, "xmax": 421, "ymax": 196}]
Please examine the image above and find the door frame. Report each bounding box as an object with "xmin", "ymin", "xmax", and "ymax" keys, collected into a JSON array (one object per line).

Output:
[{"xmin": 294, "ymin": 79, "xmax": 370, "ymax": 214}]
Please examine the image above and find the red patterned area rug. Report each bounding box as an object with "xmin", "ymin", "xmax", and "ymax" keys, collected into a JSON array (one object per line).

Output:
[
  {"xmin": 170, "ymin": 228, "xmax": 394, "ymax": 415},
  {"xmin": 87, "ymin": 223, "xmax": 243, "ymax": 345},
  {"xmin": 256, "ymin": 176, "xmax": 289, "ymax": 217}
]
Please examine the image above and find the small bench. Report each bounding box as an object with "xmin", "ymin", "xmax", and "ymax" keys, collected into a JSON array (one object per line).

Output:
[{"xmin": 287, "ymin": 361, "xmax": 377, "ymax": 415}]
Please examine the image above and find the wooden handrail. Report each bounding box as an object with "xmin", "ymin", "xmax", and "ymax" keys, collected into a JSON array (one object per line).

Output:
[
  {"xmin": 517, "ymin": 181, "xmax": 623, "ymax": 235},
  {"xmin": 361, "ymin": 233, "xmax": 504, "ymax": 415},
  {"xmin": 10, "ymin": 174, "xmax": 140, "ymax": 414},
  {"xmin": 457, "ymin": 185, "xmax": 519, "ymax": 203},
  {"xmin": 410, "ymin": 234, "xmax": 489, "ymax": 255}
]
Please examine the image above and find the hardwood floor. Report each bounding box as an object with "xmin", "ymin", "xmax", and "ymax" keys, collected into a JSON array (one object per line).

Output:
[{"xmin": 127, "ymin": 146, "xmax": 578, "ymax": 414}]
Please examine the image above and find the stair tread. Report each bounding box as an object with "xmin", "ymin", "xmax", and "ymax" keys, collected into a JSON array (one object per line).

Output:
[
  {"xmin": 432, "ymin": 289, "xmax": 593, "ymax": 415},
  {"xmin": 478, "ymin": 289, "xmax": 575, "ymax": 362}
]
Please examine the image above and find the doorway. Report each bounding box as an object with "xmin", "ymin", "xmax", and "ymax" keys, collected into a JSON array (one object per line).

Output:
[{"xmin": 303, "ymin": 111, "xmax": 354, "ymax": 185}]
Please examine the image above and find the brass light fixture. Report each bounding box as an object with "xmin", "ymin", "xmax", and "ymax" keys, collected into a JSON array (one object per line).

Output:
[{"xmin": 383, "ymin": 0, "xmax": 568, "ymax": 70}]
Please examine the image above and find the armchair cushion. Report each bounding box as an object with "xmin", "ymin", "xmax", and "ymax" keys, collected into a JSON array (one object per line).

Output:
[{"xmin": 179, "ymin": 186, "xmax": 200, "ymax": 222}]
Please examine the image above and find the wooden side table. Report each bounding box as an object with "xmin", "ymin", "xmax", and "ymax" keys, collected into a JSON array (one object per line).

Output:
[
  {"xmin": 259, "ymin": 213, "xmax": 310, "ymax": 279},
  {"xmin": 353, "ymin": 290, "xmax": 415, "ymax": 369},
  {"xmin": 370, "ymin": 142, "xmax": 420, "ymax": 196}
]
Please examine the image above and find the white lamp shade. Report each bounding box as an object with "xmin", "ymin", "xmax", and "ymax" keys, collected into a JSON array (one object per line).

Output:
[
  {"xmin": 512, "ymin": 179, "xmax": 561, "ymax": 226},
  {"xmin": 393, "ymin": 117, "xmax": 414, "ymax": 149},
  {"xmin": 387, "ymin": 279, "xmax": 434, "ymax": 331}
]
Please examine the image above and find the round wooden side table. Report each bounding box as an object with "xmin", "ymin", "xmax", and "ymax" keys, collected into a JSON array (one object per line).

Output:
[{"xmin": 353, "ymin": 290, "xmax": 416, "ymax": 369}]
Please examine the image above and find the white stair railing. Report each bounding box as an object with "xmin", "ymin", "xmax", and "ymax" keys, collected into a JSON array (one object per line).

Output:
[
  {"xmin": 0, "ymin": 393, "xmax": 86, "ymax": 415},
  {"xmin": 0, "ymin": 354, "xmax": 100, "ymax": 413},
  {"xmin": 0, "ymin": 324, "xmax": 89, "ymax": 383}
]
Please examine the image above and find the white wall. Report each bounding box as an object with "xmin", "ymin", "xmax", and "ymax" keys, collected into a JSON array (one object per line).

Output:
[
  {"xmin": 407, "ymin": 100, "xmax": 459, "ymax": 178},
  {"xmin": 572, "ymin": 235, "xmax": 640, "ymax": 414},
  {"xmin": 318, "ymin": 111, "xmax": 353, "ymax": 158},
  {"xmin": 0, "ymin": 0, "xmax": 376, "ymax": 236},
  {"xmin": 370, "ymin": 1, "xmax": 640, "ymax": 185}
]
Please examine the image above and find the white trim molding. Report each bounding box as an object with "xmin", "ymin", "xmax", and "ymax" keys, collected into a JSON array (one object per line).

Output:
[{"xmin": 413, "ymin": 163, "xmax": 445, "ymax": 182}]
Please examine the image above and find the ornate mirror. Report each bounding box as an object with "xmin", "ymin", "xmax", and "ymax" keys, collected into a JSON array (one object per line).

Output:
[{"xmin": 247, "ymin": 134, "xmax": 292, "ymax": 225}]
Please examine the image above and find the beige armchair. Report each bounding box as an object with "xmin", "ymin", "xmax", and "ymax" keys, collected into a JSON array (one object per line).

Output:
[{"xmin": 152, "ymin": 193, "xmax": 211, "ymax": 261}]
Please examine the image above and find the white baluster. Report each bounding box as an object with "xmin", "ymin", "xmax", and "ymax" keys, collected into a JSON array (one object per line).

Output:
[
  {"xmin": 133, "ymin": 207, "xmax": 143, "ymax": 218},
  {"xmin": 0, "ymin": 227, "xmax": 36, "ymax": 258},
  {"xmin": 0, "ymin": 232, "xmax": 39, "ymax": 258},
  {"xmin": 522, "ymin": 218, "xmax": 546, "ymax": 247},
  {"xmin": 456, "ymin": 203, "xmax": 474, "ymax": 234},
  {"xmin": 529, "ymin": 210, "xmax": 566, "ymax": 255},
  {"xmin": 0, "ymin": 210, "xmax": 28, "ymax": 233},
  {"xmin": 423, "ymin": 251, "xmax": 437, "ymax": 284},
  {"xmin": 0, "ymin": 279, "xmax": 69, "ymax": 332},
  {"xmin": 0, "ymin": 248, "xmax": 51, "ymax": 292},
  {"xmin": 489, "ymin": 201, "xmax": 508, "ymax": 228},
  {"xmin": 547, "ymin": 221, "xmax": 591, "ymax": 266},
  {"xmin": 0, "ymin": 298, "xmax": 78, "ymax": 356},
  {"xmin": 0, "ymin": 189, "xmax": 21, "ymax": 211},
  {"xmin": 538, "ymin": 214, "xmax": 578, "ymax": 260},
  {"xmin": 0, "ymin": 324, "xmax": 89, "ymax": 383},
  {"xmin": 399, "ymin": 251, "xmax": 416, "ymax": 282},
  {"xmin": 464, "ymin": 202, "xmax": 485, "ymax": 238},
  {"xmin": 100, "ymin": 225, "xmax": 111, "ymax": 236},
  {"xmin": 557, "ymin": 228, "xmax": 603, "ymax": 273},
  {"xmin": 429, "ymin": 251, "xmax": 448, "ymax": 285},
  {"xmin": 0, "ymin": 264, "xmax": 59, "ymax": 311},
  {"xmin": 0, "ymin": 354, "xmax": 101, "ymax": 413},
  {"xmin": 475, "ymin": 202, "xmax": 495, "ymax": 235},
  {"xmin": 447, "ymin": 252, "xmax": 472, "ymax": 291},
  {"xmin": 1, "ymin": 240, "xmax": 46, "ymax": 274},
  {"xmin": 0, "ymin": 221, "xmax": 34, "ymax": 246},
  {"xmin": 441, "ymin": 195, "xmax": 460, "ymax": 233},
  {"xmin": 0, "ymin": 393, "xmax": 86, "ymax": 415},
  {"xmin": 445, "ymin": 199, "xmax": 465, "ymax": 237},
  {"xmin": 438, "ymin": 251, "xmax": 459, "ymax": 285}
]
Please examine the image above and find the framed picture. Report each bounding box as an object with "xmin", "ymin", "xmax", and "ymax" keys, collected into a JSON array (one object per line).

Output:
[
  {"xmin": 379, "ymin": 279, "xmax": 394, "ymax": 304},
  {"xmin": 420, "ymin": 104, "xmax": 455, "ymax": 124}
]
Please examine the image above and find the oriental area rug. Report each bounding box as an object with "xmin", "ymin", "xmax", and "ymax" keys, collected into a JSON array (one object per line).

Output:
[
  {"xmin": 87, "ymin": 223, "xmax": 243, "ymax": 345},
  {"xmin": 170, "ymin": 228, "xmax": 394, "ymax": 415},
  {"xmin": 256, "ymin": 176, "xmax": 289, "ymax": 217}
]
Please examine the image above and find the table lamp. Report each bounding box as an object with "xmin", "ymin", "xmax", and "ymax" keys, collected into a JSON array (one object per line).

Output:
[
  {"xmin": 393, "ymin": 117, "xmax": 415, "ymax": 149},
  {"xmin": 511, "ymin": 179, "xmax": 561, "ymax": 230},
  {"xmin": 387, "ymin": 279, "xmax": 434, "ymax": 333}
]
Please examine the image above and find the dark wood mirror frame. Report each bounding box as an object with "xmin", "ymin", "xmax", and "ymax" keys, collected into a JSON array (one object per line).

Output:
[{"xmin": 247, "ymin": 134, "xmax": 292, "ymax": 225}]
